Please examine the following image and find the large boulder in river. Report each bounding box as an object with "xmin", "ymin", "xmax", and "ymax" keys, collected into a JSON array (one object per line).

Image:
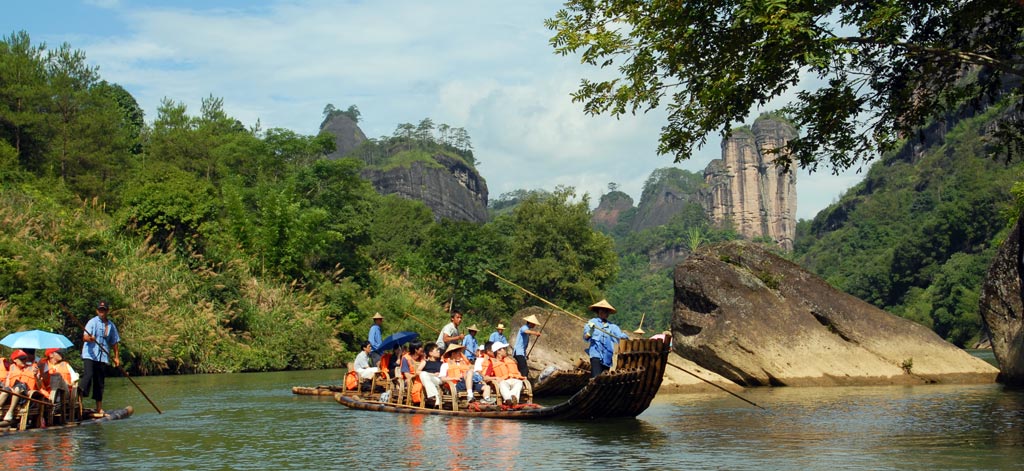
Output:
[
  {"xmin": 673, "ymin": 241, "xmax": 998, "ymax": 386},
  {"xmin": 979, "ymin": 212, "xmax": 1024, "ymax": 385}
]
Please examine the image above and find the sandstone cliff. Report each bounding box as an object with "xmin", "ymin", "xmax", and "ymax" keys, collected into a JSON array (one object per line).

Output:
[
  {"xmin": 320, "ymin": 114, "xmax": 367, "ymax": 159},
  {"xmin": 360, "ymin": 153, "xmax": 489, "ymax": 223},
  {"xmin": 318, "ymin": 114, "xmax": 489, "ymax": 223},
  {"xmin": 632, "ymin": 168, "xmax": 705, "ymax": 232},
  {"xmin": 703, "ymin": 116, "xmax": 798, "ymax": 250},
  {"xmin": 591, "ymin": 191, "xmax": 634, "ymax": 231},
  {"xmin": 673, "ymin": 240, "xmax": 998, "ymax": 387}
]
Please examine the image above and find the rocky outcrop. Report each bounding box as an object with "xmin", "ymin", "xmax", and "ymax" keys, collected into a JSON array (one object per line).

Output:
[
  {"xmin": 703, "ymin": 116, "xmax": 798, "ymax": 250},
  {"xmin": 320, "ymin": 114, "xmax": 367, "ymax": 159},
  {"xmin": 591, "ymin": 191, "xmax": 634, "ymax": 230},
  {"xmin": 360, "ymin": 153, "xmax": 489, "ymax": 223},
  {"xmin": 631, "ymin": 169, "xmax": 705, "ymax": 232},
  {"xmin": 673, "ymin": 240, "xmax": 998, "ymax": 387},
  {"xmin": 507, "ymin": 306, "xmax": 741, "ymax": 393},
  {"xmin": 979, "ymin": 211, "xmax": 1024, "ymax": 385}
]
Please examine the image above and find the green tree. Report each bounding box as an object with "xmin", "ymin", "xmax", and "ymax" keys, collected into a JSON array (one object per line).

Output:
[
  {"xmin": 546, "ymin": 0, "xmax": 1024, "ymax": 171},
  {"xmin": 492, "ymin": 187, "xmax": 618, "ymax": 311},
  {"xmin": 365, "ymin": 194, "xmax": 435, "ymax": 265},
  {"xmin": 418, "ymin": 220, "xmax": 508, "ymax": 316},
  {"xmin": 0, "ymin": 31, "xmax": 50, "ymax": 171}
]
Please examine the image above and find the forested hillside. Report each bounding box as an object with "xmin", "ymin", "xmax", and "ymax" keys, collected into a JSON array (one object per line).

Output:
[
  {"xmin": 0, "ymin": 32, "xmax": 617, "ymax": 374},
  {"xmin": 795, "ymin": 101, "xmax": 1022, "ymax": 347}
]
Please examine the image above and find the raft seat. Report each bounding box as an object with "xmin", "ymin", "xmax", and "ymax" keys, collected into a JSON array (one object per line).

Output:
[{"xmin": 12, "ymin": 392, "xmax": 45, "ymax": 431}]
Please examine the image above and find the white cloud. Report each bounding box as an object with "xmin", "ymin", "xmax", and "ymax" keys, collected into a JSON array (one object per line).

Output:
[{"xmin": 13, "ymin": 0, "xmax": 863, "ymax": 220}]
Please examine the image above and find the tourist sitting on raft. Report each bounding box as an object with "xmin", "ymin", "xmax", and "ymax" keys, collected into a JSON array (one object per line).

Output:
[
  {"xmin": 0, "ymin": 350, "xmax": 42, "ymax": 427},
  {"xmin": 353, "ymin": 341, "xmax": 379, "ymax": 381},
  {"xmin": 40, "ymin": 348, "xmax": 78, "ymax": 403},
  {"xmin": 488, "ymin": 342, "xmax": 526, "ymax": 406},
  {"xmin": 400, "ymin": 341, "xmax": 425, "ymax": 404},
  {"xmin": 418, "ymin": 343, "xmax": 445, "ymax": 408},
  {"xmin": 439, "ymin": 344, "xmax": 492, "ymax": 404}
]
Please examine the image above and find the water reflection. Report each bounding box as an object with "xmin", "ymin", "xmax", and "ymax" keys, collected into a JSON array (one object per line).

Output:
[
  {"xmin": 2, "ymin": 432, "xmax": 78, "ymax": 471},
  {"xmin": 8, "ymin": 370, "xmax": 1024, "ymax": 470}
]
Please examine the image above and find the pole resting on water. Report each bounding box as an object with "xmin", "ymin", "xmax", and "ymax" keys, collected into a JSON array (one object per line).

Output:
[{"xmin": 484, "ymin": 269, "xmax": 769, "ymax": 412}]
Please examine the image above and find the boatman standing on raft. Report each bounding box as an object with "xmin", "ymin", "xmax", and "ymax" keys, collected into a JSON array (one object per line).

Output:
[
  {"xmin": 584, "ymin": 299, "xmax": 629, "ymax": 378},
  {"xmin": 81, "ymin": 300, "xmax": 120, "ymax": 418},
  {"xmin": 368, "ymin": 312, "xmax": 384, "ymax": 364}
]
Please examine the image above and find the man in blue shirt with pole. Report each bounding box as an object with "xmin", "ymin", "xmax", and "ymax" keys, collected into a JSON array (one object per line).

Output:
[
  {"xmin": 81, "ymin": 300, "xmax": 120, "ymax": 417},
  {"xmin": 583, "ymin": 299, "xmax": 628, "ymax": 378},
  {"xmin": 368, "ymin": 312, "xmax": 384, "ymax": 364}
]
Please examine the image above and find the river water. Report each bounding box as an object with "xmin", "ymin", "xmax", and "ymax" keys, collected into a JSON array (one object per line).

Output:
[{"xmin": 3, "ymin": 366, "xmax": 1024, "ymax": 471}]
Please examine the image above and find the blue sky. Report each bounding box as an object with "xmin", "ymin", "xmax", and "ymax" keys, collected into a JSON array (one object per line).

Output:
[{"xmin": 4, "ymin": 0, "xmax": 863, "ymax": 220}]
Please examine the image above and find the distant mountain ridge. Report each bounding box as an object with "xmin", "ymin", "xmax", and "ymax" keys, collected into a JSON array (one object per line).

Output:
[{"xmin": 592, "ymin": 115, "xmax": 797, "ymax": 250}]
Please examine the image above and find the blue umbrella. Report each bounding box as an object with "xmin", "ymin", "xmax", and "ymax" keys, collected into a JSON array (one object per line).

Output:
[
  {"xmin": 373, "ymin": 331, "xmax": 419, "ymax": 353},
  {"xmin": 0, "ymin": 330, "xmax": 74, "ymax": 350}
]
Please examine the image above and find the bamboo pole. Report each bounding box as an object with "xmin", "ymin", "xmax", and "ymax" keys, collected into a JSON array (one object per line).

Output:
[
  {"xmin": 59, "ymin": 305, "xmax": 163, "ymax": 414},
  {"xmin": 485, "ymin": 269, "xmax": 769, "ymax": 412}
]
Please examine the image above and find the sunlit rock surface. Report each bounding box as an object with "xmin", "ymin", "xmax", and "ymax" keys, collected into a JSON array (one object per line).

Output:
[{"xmin": 673, "ymin": 241, "xmax": 998, "ymax": 386}]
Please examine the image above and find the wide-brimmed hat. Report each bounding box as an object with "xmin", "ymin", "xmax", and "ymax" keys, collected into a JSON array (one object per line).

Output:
[
  {"xmin": 372, "ymin": 312, "xmax": 384, "ymax": 320},
  {"xmin": 589, "ymin": 299, "xmax": 617, "ymax": 313},
  {"xmin": 10, "ymin": 349, "xmax": 28, "ymax": 361},
  {"xmin": 492, "ymin": 342, "xmax": 509, "ymax": 352},
  {"xmin": 523, "ymin": 315, "xmax": 540, "ymax": 325},
  {"xmin": 467, "ymin": 324, "xmax": 478, "ymax": 332},
  {"xmin": 442, "ymin": 344, "xmax": 465, "ymax": 357},
  {"xmin": 496, "ymin": 323, "xmax": 505, "ymax": 330}
]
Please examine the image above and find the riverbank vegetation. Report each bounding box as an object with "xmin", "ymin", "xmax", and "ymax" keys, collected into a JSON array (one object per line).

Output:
[{"xmin": 0, "ymin": 31, "xmax": 617, "ymax": 374}]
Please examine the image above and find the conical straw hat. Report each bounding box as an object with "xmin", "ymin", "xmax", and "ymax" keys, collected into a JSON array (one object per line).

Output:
[
  {"xmin": 442, "ymin": 343, "xmax": 466, "ymax": 356},
  {"xmin": 523, "ymin": 314, "xmax": 541, "ymax": 325},
  {"xmin": 589, "ymin": 299, "xmax": 617, "ymax": 313}
]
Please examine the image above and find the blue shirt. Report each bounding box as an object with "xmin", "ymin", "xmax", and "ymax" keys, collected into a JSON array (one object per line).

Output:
[
  {"xmin": 513, "ymin": 325, "xmax": 530, "ymax": 357},
  {"xmin": 82, "ymin": 315, "xmax": 120, "ymax": 364},
  {"xmin": 583, "ymin": 317, "xmax": 628, "ymax": 367},
  {"xmin": 462, "ymin": 333, "xmax": 478, "ymax": 361},
  {"xmin": 368, "ymin": 324, "xmax": 383, "ymax": 351},
  {"xmin": 488, "ymin": 331, "xmax": 507, "ymax": 345}
]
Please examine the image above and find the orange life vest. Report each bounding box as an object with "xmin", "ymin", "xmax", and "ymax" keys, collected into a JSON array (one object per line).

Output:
[
  {"xmin": 345, "ymin": 370, "xmax": 359, "ymax": 390},
  {"xmin": 445, "ymin": 356, "xmax": 471, "ymax": 380},
  {"xmin": 6, "ymin": 362, "xmax": 40, "ymax": 391},
  {"xmin": 379, "ymin": 353, "xmax": 393, "ymax": 375},
  {"xmin": 492, "ymin": 356, "xmax": 524, "ymax": 380},
  {"xmin": 43, "ymin": 361, "xmax": 72, "ymax": 391}
]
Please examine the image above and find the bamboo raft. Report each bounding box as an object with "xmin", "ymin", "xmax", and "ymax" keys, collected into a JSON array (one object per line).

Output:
[
  {"xmin": 0, "ymin": 406, "xmax": 134, "ymax": 437},
  {"xmin": 334, "ymin": 338, "xmax": 670, "ymax": 420},
  {"xmin": 292, "ymin": 385, "xmax": 344, "ymax": 396},
  {"xmin": 531, "ymin": 368, "xmax": 590, "ymax": 397}
]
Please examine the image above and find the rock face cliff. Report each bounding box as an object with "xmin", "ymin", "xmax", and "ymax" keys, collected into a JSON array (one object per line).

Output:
[
  {"xmin": 980, "ymin": 211, "xmax": 1024, "ymax": 385},
  {"xmin": 672, "ymin": 240, "xmax": 998, "ymax": 387},
  {"xmin": 318, "ymin": 114, "xmax": 489, "ymax": 223},
  {"xmin": 320, "ymin": 114, "xmax": 367, "ymax": 159},
  {"xmin": 360, "ymin": 153, "xmax": 489, "ymax": 223},
  {"xmin": 591, "ymin": 191, "xmax": 634, "ymax": 231},
  {"xmin": 703, "ymin": 116, "xmax": 798, "ymax": 250},
  {"xmin": 632, "ymin": 168, "xmax": 706, "ymax": 232}
]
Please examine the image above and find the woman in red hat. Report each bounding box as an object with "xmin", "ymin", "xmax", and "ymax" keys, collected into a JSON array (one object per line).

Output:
[
  {"xmin": 40, "ymin": 348, "xmax": 77, "ymax": 403},
  {"xmin": 0, "ymin": 350, "xmax": 41, "ymax": 426}
]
